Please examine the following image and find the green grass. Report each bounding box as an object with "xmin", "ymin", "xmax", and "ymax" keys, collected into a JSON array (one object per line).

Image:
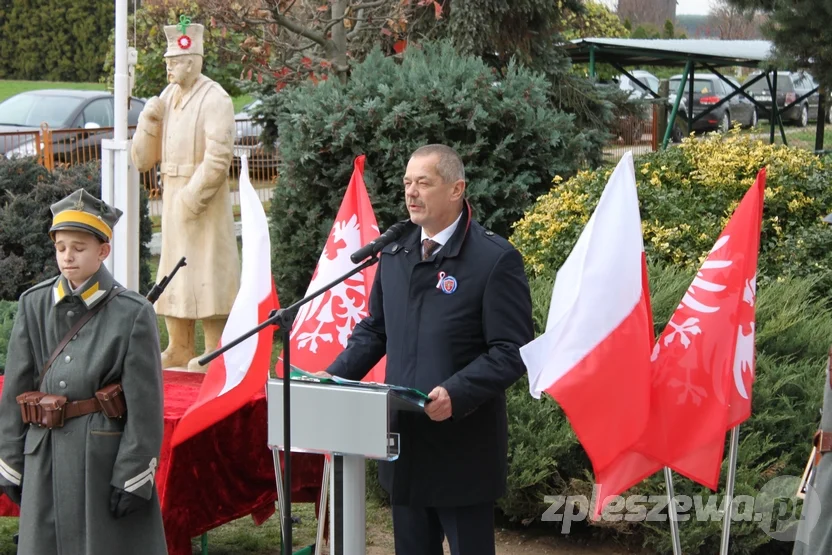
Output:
[
  {"xmin": 0, "ymin": 80, "xmax": 253, "ymax": 114},
  {"xmin": 0, "ymin": 80, "xmax": 106, "ymax": 102},
  {"xmin": 768, "ymin": 127, "xmax": 832, "ymax": 151},
  {"xmin": 233, "ymin": 94, "xmax": 254, "ymax": 113},
  {"xmin": 0, "ymin": 499, "xmax": 394, "ymax": 554}
]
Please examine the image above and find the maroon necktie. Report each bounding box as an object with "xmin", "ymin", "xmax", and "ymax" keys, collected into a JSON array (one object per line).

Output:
[{"xmin": 422, "ymin": 239, "xmax": 440, "ymax": 260}]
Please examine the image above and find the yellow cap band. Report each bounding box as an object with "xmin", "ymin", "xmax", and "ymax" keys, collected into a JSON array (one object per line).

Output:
[{"xmin": 52, "ymin": 210, "xmax": 112, "ymax": 240}]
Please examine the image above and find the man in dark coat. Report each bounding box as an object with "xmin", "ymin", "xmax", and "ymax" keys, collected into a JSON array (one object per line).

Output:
[
  {"xmin": 322, "ymin": 144, "xmax": 534, "ymax": 555},
  {"xmin": 0, "ymin": 189, "xmax": 167, "ymax": 554}
]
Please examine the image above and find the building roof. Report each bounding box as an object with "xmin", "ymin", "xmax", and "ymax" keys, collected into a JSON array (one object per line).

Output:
[{"xmin": 565, "ymin": 38, "xmax": 776, "ymax": 68}]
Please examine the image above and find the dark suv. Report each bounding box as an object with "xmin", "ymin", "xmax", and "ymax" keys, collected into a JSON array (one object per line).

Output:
[
  {"xmin": 747, "ymin": 71, "xmax": 831, "ymax": 127},
  {"xmin": 669, "ymin": 73, "xmax": 757, "ymax": 133}
]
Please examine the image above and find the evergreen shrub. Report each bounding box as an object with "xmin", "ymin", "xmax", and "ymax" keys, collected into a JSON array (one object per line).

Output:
[
  {"xmin": 262, "ymin": 40, "xmax": 595, "ymax": 302},
  {"xmin": 0, "ymin": 300, "xmax": 17, "ymax": 373},
  {"xmin": 0, "ymin": 0, "xmax": 113, "ymax": 81},
  {"xmin": 0, "ymin": 157, "xmax": 154, "ymax": 301}
]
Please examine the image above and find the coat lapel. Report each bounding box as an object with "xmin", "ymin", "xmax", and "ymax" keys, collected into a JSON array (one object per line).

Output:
[
  {"xmin": 432, "ymin": 200, "xmax": 472, "ymax": 266},
  {"xmin": 53, "ymin": 266, "xmax": 115, "ymax": 309}
]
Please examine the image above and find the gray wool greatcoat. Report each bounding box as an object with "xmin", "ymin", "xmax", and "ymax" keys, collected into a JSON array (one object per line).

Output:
[
  {"xmin": 0, "ymin": 265, "xmax": 167, "ymax": 554},
  {"xmin": 794, "ymin": 353, "xmax": 832, "ymax": 555}
]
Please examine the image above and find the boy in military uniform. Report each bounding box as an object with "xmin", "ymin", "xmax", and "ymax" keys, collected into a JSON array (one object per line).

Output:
[{"xmin": 0, "ymin": 189, "xmax": 167, "ymax": 554}]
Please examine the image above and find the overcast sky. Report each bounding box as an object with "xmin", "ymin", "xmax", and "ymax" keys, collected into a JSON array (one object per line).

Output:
[
  {"xmin": 674, "ymin": 0, "xmax": 712, "ymax": 15},
  {"xmin": 598, "ymin": 0, "xmax": 713, "ymax": 16}
]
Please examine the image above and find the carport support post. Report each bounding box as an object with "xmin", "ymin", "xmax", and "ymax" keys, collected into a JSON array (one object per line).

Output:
[
  {"xmin": 102, "ymin": 0, "xmax": 140, "ymax": 291},
  {"xmin": 589, "ymin": 45, "xmax": 596, "ymax": 78},
  {"xmin": 816, "ymin": 86, "xmax": 826, "ymax": 153},
  {"xmin": 662, "ymin": 59, "xmax": 691, "ymax": 149},
  {"xmin": 769, "ymin": 69, "xmax": 777, "ymax": 144},
  {"xmin": 687, "ymin": 63, "xmax": 694, "ymax": 132}
]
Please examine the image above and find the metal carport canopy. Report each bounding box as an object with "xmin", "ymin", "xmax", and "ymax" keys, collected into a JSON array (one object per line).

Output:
[
  {"xmin": 564, "ymin": 38, "xmax": 827, "ymax": 153},
  {"xmin": 565, "ymin": 38, "xmax": 775, "ymax": 68}
]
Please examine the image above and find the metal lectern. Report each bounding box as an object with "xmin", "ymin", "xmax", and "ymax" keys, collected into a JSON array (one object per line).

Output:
[{"xmin": 267, "ymin": 378, "xmax": 424, "ymax": 555}]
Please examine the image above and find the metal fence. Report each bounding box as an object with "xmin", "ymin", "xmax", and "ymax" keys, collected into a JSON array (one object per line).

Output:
[
  {"xmin": 0, "ymin": 120, "xmax": 278, "ymax": 205},
  {"xmin": 602, "ymin": 105, "xmax": 659, "ymax": 165}
]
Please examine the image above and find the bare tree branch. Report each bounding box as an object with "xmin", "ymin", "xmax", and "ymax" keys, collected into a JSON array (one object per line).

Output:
[
  {"xmin": 271, "ymin": 7, "xmax": 328, "ymax": 46},
  {"xmin": 280, "ymin": 0, "xmax": 298, "ymax": 17},
  {"xmin": 288, "ymin": 39, "xmax": 320, "ymax": 53},
  {"xmin": 349, "ymin": 0, "xmax": 387, "ymax": 10},
  {"xmin": 346, "ymin": 9, "xmax": 368, "ymax": 40}
]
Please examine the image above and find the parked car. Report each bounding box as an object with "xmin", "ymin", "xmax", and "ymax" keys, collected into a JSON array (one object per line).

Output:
[
  {"xmin": 668, "ymin": 73, "xmax": 757, "ymax": 133},
  {"xmin": 0, "ymin": 89, "xmax": 145, "ymax": 163},
  {"xmin": 233, "ymin": 99, "xmax": 277, "ymax": 177},
  {"xmin": 746, "ymin": 70, "xmax": 831, "ymax": 126},
  {"xmin": 617, "ymin": 70, "xmax": 660, "ymax": 100}
]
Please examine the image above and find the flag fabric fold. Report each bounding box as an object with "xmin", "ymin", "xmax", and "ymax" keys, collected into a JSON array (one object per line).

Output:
[
  {"xmin": 285, "ymin": 154, "xmax": 386, "ymax": 383},
  {"xmin": 170, "ymin": 156, "xmax": 279, "ymax": 447},
  {"xmin": 520, "ymin": 152, "xmax": 655, "ymax": 516},
  {"xmin": 641, "ymin": 168, "xmax": 766, "ymax": 489}
]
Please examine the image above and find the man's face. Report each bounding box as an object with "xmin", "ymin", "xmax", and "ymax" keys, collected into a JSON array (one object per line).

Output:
[
  {"xmin": 404, "ymin": 154, "xmax": 463, "ymax": 234},
  {"xmin": 165, "ymin": 56, "xmax": 192, "ymax": 85},
  {"xmin": 54, "ymin": 230, "xmax": 109, "ymax": 287}
]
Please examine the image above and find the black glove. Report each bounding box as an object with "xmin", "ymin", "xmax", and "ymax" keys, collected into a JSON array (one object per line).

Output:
[
  {"xmin": 109, "ymin": 486, "xmax": 148, "ymax": 518},
  {"xmin": 2, "ymin": 484, "xmax": 21, "ymax": 505}
]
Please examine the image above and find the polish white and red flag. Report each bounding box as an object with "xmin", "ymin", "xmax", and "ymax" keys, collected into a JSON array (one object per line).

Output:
[
  {"xmin": 171, "ymin": 155, "xmax": 279, "ymax": 447},
  {"xmin": 283, "ymin": 154, "xmax": 386, "ymax": 383},
  {"xmin": 640, "ymin": 168, "xmax": 765, "ymax": 489},
  {"xmin": 519, "ymin": 152, "xmax": 655, "ymax": 517}
]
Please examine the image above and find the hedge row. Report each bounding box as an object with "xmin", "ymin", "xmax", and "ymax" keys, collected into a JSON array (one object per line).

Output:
[{"xmin": 0, "ymin": 0, "xmax": 113, "ymax": 82}]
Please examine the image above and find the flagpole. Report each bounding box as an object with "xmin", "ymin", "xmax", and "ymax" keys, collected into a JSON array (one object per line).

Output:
[
  {"xmin": 719, "ymin": 426, "xmax": 740, "ymax": 555},
  {"xmin": 664, "ymin": 467, "xmax": 683, "ymax": 555},
  {"xmin": 281, "ymin": 326, "xmax": 294, "ymax": 554},
  {"xmin": 315, "ymin": 456, "xmax": 330, "ymax": 555}
]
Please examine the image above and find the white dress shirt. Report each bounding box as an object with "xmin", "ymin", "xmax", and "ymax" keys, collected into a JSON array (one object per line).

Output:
[{"xmin": 421, "ymin": 210, "xmax": 463, "ymax": 257}]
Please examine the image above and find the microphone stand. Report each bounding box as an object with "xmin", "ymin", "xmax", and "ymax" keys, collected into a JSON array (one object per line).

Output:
[{"xmin": 198, "ymin": 254, "xmax": 381, "ymax": 555}]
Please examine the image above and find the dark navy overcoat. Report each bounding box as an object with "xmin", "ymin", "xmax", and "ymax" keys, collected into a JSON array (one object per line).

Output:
[{"xmin": 327, "ymin": 202, "xmax": 534, "ymax": 507}]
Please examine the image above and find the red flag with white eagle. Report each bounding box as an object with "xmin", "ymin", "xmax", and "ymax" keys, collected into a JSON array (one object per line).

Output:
[
  {"xmin": 284, "ymin": 155, "xmax": 386, "ymax": 382},
  {"xmin": 170, "ymin": 156, "xmax": 279, "ymax": 447},
  {"xmin": 519, "ymin": 152, "xmax": 656, "ymax": 517},
  {"xmin": 641, "ymin": 168, "xmax": 765, "ymax": 489}
]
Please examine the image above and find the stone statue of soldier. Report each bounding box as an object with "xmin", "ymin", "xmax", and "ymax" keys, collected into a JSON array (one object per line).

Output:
[{"xmin": 132, "ymin": 17, "xmax": 241, "ymax": 371}]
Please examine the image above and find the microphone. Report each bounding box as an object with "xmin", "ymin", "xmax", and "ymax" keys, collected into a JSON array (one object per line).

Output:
[{"xmin": 350, "ymin": 220, "xmax": 410, "ymax": 263}]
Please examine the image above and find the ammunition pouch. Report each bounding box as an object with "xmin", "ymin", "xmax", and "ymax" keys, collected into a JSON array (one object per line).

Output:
[
  {"xmin": 95, "ymin": 383, "xmax": 127, "ymax": 419},
  {"xmin": 16, "ymin": 383, "xmax": 126, "ymax": 429}
]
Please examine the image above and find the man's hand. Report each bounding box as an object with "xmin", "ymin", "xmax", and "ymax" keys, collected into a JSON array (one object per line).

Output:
[
  {"xmin": 425, "ymin": 386, "xmax": 452, "ymax": 421},
  {"xmin": 143, "ymin": 96, "xmax": 165, "ymax": 124}
]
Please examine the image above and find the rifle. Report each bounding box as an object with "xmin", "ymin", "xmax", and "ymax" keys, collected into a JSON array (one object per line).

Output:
[{"xmin": 146, "ymin": 256, "xmax": 187, "ymax": 304}]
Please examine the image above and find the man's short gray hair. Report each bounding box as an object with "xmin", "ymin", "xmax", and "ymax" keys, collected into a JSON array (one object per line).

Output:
[{"xmin": 410, "ymin": 144, "xmax": 465, "ymax": 184}]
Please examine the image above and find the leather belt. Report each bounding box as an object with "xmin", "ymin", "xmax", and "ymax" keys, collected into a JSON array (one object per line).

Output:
[
  {"xmin": 64, "ymin": 398, "xmax": 103, "ymax": 419},
  {"xmin": 814, "ymin": 430, "xmax": 832, "ymax": 453},
  {"xmin": 16, "ymin": 383, "xmax": 125, "ymax": 429},
  {"xmin": 160, "ymin": 162, "xmax": 194, "ymax": 177}
]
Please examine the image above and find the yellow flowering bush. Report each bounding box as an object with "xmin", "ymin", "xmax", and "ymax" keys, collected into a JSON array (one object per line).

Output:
[{"xmin": 511, "ymin": 129, "xmax": 832, "ymax": 286}]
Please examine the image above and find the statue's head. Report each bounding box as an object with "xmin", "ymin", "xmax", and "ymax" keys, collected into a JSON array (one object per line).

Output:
[
  {"xmin": 165, "ymin": 54, "xmax": 203, "ymax": 87},
  {"xmin": 163, "ymin": 18, "xmax": 204, "ymax": 87}
]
